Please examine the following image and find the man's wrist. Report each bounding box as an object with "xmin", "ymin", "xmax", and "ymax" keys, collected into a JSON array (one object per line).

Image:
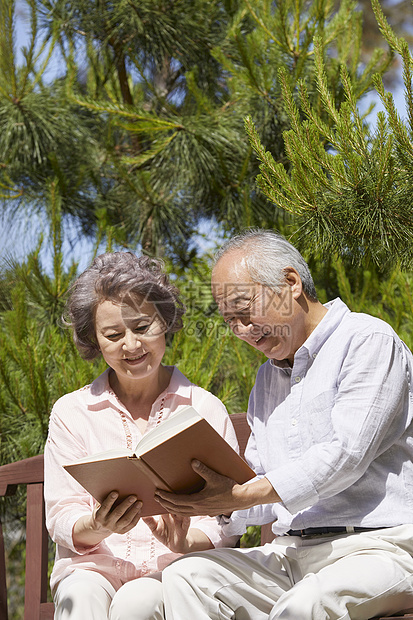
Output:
[{"xmin": 236, "ymin": 477, "xmax": 280, "ymax": 510}]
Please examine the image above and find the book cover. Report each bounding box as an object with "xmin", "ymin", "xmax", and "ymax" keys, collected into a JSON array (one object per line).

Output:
[{"xmin": 64, "ymin": 407, "xmax": 255, "ymax": 517}]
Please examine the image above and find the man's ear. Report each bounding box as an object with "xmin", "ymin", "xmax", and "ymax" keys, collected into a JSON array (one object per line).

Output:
[{"xmin": 283, "ymin": 267, "xmax": 303, "ymax": 299}]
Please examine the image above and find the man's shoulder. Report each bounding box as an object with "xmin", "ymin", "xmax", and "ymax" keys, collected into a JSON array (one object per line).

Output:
[
  {"xmin": 326, "ymin": 298, "xmax": 395, "ymax": 337},
  {"xmin": 340, "ymin": 308, "xmax": 399, "ymax": 339},
  {"xmin": 330, "ymin": 307, "xmax": 413, "ymax": 363}
]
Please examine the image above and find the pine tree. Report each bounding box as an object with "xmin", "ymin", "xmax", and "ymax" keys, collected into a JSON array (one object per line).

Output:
[
  {"xmin": 0, "ymin": 0, "xmax": 104, "ymax": 235},
  {"xmin": 244, "ymin": 0, "xmax": 413, "ymax": 272},
  {"xmin": 1, "ymin": 0, "xmax": 393, "ymax": 259}
]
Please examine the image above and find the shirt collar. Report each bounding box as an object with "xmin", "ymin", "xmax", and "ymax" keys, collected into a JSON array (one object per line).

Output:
[
  {"xmin": 84, "ymin": 367, "xmax": 111, "ymax": 405},
  {"xmin": 300, "ymin": 297, "xmax": 350, "ymax": 359},
  {"xmin": 162, "ymin": 366, "xmax": 192, "ymax": 400},
  {"xmin": 83, "ymin": 365, "xmax": 192, "ymax": 407},
  {"xmin": 269, "ymin": 297, "xmax": 350, "ymax": 369}
]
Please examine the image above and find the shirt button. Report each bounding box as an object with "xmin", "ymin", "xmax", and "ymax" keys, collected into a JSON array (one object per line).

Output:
[
  {"xmin": 294, "ymin": 376, "xmax": 301, "ymax": 383},
  {"xmin": 291, "ymin": 418, "xmax": 298, "ymax": 426},
  {"xmin": 312, "ymin": 353, "xmax": 317, "ymax": 359}
]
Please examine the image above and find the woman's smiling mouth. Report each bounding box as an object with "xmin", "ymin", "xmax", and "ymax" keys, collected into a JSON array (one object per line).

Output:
[{"xmin": 124, "ymin": 352, "xmax": 148, "ymax": 364}]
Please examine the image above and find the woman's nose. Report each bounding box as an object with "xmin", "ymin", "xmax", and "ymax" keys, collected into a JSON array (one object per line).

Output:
[{"xmin": 123, "ymin": 330, "xmax": 142, "ymax": 350}]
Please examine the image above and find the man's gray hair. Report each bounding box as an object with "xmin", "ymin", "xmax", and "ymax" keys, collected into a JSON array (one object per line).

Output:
[{"xmin": 214, "ymin": 229, "xmax": 318, "ymax": 301}]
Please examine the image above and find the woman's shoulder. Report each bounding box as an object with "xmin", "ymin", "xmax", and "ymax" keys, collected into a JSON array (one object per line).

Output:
[
  {"xmin": 170, "ymin": 366, "xmax": 226, "ymax": 409},
  {"xmin": 188, "ymin": 383, "xmax": 229, "ymax": 418},
  {"xmin": 50, "ymin": 383, "xmax": 92, "ymax": 418},
  {"xmin": 51, "ymin": 370, "xmax": 109, "ymax": 415}
]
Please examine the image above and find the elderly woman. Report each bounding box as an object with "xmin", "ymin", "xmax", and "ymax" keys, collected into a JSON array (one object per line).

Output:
[{"xmin": 44, "ymin": 252, "xmax": 239, "ymax": 620}]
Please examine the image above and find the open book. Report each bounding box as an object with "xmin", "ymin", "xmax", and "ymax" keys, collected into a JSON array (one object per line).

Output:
[{"xmin": 64, "ymin": 406, "xmax": 255, "ymax": 517}]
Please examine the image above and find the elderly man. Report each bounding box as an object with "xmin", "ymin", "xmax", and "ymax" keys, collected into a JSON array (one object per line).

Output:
[{"xmin": 157, "ymin": 229, "xmax": 413, "ymax": 620}]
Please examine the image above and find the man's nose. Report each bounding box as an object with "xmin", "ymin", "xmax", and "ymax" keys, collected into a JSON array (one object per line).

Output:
[
  {"xmin": 232, "ymin": 320, "xmax": 265, "ymax": 343},
  {"xmin": 231, "ymin": 319, "xmax": 253, "ymax": 340}
]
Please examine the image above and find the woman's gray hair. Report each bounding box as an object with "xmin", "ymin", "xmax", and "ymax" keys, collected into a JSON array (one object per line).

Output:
[
  {"xmin": 214, "ymin": 229, "xmax": 318, "ymax": 301},
  {"xmin": 65, "ymin": 252, "xmax": 185, "ymax": 360}
]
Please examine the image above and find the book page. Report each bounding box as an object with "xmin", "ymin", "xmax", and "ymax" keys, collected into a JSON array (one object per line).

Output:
[
  {"xmin": 141, "ymin": 416, "xmax": 255, "ymax": 493},
  {"xmin": 64, "ymin": 447, "xmax": 133, "ymax": 465},
  {"xmin": 135, "ymin": 406, "xmax": 202, "ymax": 456}
]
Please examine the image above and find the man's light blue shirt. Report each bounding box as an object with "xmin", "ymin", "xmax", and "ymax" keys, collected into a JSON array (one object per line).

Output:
[{"xmin": 223, "ymin": 298, "xmax": 413, "ymax": 537}]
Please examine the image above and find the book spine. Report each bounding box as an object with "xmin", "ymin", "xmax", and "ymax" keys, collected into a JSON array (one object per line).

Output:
[{"xmin": 128, "ymin": 456, "xmax": 174, "ymax": 492}]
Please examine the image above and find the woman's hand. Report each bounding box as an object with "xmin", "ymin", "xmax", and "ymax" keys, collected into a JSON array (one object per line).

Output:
[
  {"xmin": 143, "ymin": 514, "xmax": 213, "ymax": 554},
  {"xmin": 73, "ymin": 491, "xmax": 142, "ymax": 549},
  {"xmin": 143, "ymin": 514, "xmax": 191, "ymax": 553},
  {"xmin": 93, "ymin": 491, "xmax": 142, "ymax": 535}
]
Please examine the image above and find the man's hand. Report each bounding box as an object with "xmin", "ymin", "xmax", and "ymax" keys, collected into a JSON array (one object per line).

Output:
[
  {"xmin": 155, "ymin": 461, "xmax": 281, "ymax": 517},
  {"xmin": 154, "ymin": 460, "xmax": 260, "ymax": 517}
]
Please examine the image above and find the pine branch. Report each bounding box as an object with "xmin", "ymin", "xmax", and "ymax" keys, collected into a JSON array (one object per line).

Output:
[
  {"xmin": 0, "ymin": 0, "xmax": 17, "ymax": 98},
  {"xmin": 401, "ymin": 41, "xmax": 413, "ymax": 132},
  {"xmin": 313, "ymin": 35, "xmax": 340, "ymax": 125},
  {"xmin": 243, "ymin": 0, "xmax": 283, "ymax": 49},
  {"xmin": 371, "ymin": 0, "xmax": 410, "ymax": 63},
  {"xmin": 373, "ymin": 70, "xmax": 413, "ymax": 164}
]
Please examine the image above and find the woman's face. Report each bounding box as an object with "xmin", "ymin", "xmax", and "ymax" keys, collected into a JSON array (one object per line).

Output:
[{"xmin": 94, "ymin": 298, "xmax": 167, "ymax": 385}]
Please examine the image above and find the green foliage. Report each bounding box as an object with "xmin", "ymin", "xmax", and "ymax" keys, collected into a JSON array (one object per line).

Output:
[
  {"xmin": 0, "ymin": 254, "xmax": 105, "ymax": 464},
  {"xmin": 331, "ymin": 261, "xmax": 413, "ymax": 350},
  {"xmin": 243, "ymin": 1, "xmax": 413, "ymax": 270},
  {"xmin": 0, "ymin": 182, "xmax": 104, "ymax": 464},
  {"xmin": 2, "ymin": 0, "xmax": 394, "ymax": 258},
  {"xmin": 0, "ymin": 1, "xmax": 102, "ymax": 228},
  {"xmin": 241, "ymin": 525, "xmax": 262, "ymax": 548}
]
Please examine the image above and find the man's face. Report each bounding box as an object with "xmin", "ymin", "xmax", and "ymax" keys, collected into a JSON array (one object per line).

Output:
[{"xmin": 211, "ymin": 251, "xmax": 302, "ymax": 364}]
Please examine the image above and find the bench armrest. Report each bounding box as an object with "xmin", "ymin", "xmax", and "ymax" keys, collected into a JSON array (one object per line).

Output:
[
  {"xmin": 0, "ymin": 455, "xmax": 45, "ymax": 496},
  {"xmin": 0, "ymin": 455, "xmax": 51, "ymax": 619}
]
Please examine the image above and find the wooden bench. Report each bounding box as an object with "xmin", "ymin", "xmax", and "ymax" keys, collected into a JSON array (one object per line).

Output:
[{"xmin": 0, "ymin": 412, "xmax": 412, "ymax": 619}]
